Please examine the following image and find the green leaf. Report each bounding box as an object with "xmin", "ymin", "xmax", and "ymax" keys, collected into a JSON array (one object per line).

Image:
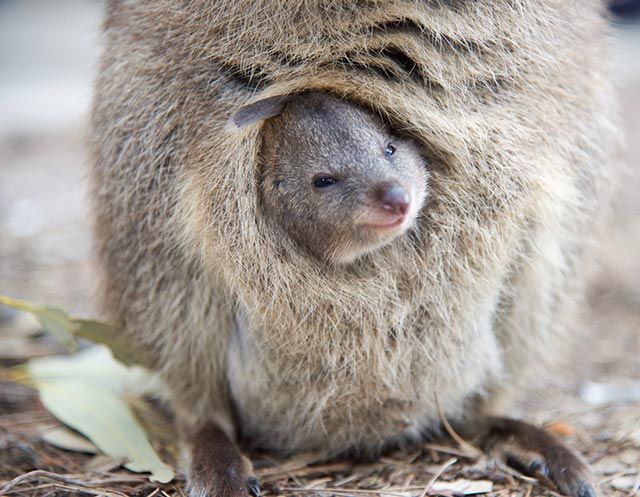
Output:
[
  {"xmin": 25, "ymin": 346, "xmax": 174, "ymax": 483},
  {"xmin": 0, "ymin": 295, "xmax": 148, "ymax": 367},
  {"xmin": 0, "ymin": 295, "xmax": 77, "ymax": 352},
  {"xmin": 72, "ymin": 318, "xmax": 151, "ymax": 367}
]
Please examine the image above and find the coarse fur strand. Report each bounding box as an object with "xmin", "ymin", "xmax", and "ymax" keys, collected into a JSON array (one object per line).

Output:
[{"xmin": 91, "ymin": 0, "xmax": 617, "ymax": 462}]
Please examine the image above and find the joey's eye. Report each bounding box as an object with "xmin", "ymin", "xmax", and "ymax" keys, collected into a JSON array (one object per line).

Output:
[
  {"xmin": 313, "ymin": 175, "xmax": 338, "ymax": 188},
  {"xmin": 384, "ymin": 143, "xmax": 396, "ymax": 157}
]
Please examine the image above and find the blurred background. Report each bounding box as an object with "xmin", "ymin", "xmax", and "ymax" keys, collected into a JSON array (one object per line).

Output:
[
  {"xmin": 0, "ymin": 0, "xmax": 638, "ymax": 491},
  {"xmin": 0, "ymin": 0, "xmax": 102, "ymax": 315}
]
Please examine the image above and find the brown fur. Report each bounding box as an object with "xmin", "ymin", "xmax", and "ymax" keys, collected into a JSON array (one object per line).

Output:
[
  {"xmin": 184, "ymin": 423, "xmax": 258, "ymax": 497},
  {"xmin": 91, "ymin": 1, "xmax": 617, "ymax": 495},
  {"xmin": 480, "ymin": 417, "xmax": 594, "ymax": 497}
]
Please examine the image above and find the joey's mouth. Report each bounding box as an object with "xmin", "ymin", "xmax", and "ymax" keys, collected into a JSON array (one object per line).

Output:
[
  {"xmin": 362, "ymin": 215, "xmax": 406, "ymax": 231},
  {"xmin": 357, "ymin": 196, "xmax": 414, "ymax": 232}
]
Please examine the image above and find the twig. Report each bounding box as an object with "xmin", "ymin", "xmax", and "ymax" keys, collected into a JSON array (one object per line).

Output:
[
  {"xmin": 619, "ymin": 426, "xmax": 640, "ymax": 445},
  {"xmin": 493, "ymin": 460, "xmax": 538, "ymax": 485},
  {"xmin": 417, "ymin": 457, "xmax": 457, "ymax": 497},
  {"xmin": 628, "ymin": 474, "xmax": 640, "ymax": 497},
  {"xmin": 0, "ymin": 481, "xmax": 129, "ymax": 497},
  {"xmin": 49, "ymin": 483, "xmax": 129, "ymax": 497},
  {"xmin": 0, "ymin": 470, "xmax": 146, "ymax": 495},
  {"xmin": 280, "ymin": 486, "xmax": 409, "ymax": 496},
  {"xmin": 422, "ymin": 443, "xmax": 477, "ymax": 459},
  {"xmin": 259, "ymin": 456, "xmax": 305, "ymax": 485},
  {"xmin": 599, "ymin": 470, "xmax": 640, "ymax": 485},
  {"xmin": 434, "ymin": 397, "xmax": 483, "ymax": 459},
  {"xmin": 400, "ymin": 474, "xmax": 415, "ymax": 493}
]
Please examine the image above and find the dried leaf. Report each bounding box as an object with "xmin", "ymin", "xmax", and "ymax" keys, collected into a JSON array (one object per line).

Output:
[
  {"xmin": 429, "ymin": 479, "xmax": 493, "ymax": 495},
  {"xmin": 609, "ymin": 476, "xmax": 639, "ymax": 491},
  {"xmin": 21, "ymin": 346, "xmax": 174, "ymax": 483},
  {"xmin": 38, "ymin": 380, "xmax": 173, "ymax": 483},
  {"xmin": 545, "ymin": 421, "xmax": 575, "ymax": 437},
  {"xmin": 40, "ymin": 426, "xmax": 98, "ymax": 454},
  {"xmin": 72, "ymin": 318, "xmax": 151, "ymax": 367}
]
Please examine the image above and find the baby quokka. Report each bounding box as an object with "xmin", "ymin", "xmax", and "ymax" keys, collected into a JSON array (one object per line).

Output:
[{"xmin": 233, "ymin": 91, "xmax": 428, "ymax": 264}]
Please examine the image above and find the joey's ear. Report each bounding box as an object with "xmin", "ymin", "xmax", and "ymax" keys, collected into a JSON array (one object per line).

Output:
[{"xmin": 227, "ymin": 95, "xmax": 291, "ymax": 130}]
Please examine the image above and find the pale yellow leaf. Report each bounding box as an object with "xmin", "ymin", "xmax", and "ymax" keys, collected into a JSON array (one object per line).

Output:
[
  {"xmin": 38, "ymin": 380, "xmax": 173, "ymax": 483},
  {"xmin": 24, "ymin": 346, "xmax": 173, "ymax": 483},
  {"xmin": 430, "ymin": 479, "xmax": 494, "ymax": 495},
  {"xmin": 40, "ymin": 425, "xmax": 98, "ymax": 454}
]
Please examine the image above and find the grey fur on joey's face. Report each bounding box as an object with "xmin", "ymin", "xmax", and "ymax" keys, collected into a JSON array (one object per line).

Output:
[{"xmin": 253, "ymin": 92, "xmax": 428, "ymax": 264}]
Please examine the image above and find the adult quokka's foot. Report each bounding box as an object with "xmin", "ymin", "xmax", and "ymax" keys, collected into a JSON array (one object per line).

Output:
[
  {"xmin": 479, "ymin": 417, "xmax": 596, "ymax": 497},
  {"xmin": 185, "ymin": 423, "xmax": 259, "ymax": 497}
]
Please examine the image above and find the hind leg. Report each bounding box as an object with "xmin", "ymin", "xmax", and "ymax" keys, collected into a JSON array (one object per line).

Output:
[
  {"xmin": 183, "ymin": 422, "xmax": 260, "ymax": 497},
  {"xmin": 478, "ymin": 417, "xmax": 596, "ymax": 497}
]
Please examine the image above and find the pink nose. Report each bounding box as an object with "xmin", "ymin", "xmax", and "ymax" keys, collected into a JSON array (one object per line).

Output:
[{"xmin": 375, "ymin": 182, "xmax": 410, "ymax": 215}]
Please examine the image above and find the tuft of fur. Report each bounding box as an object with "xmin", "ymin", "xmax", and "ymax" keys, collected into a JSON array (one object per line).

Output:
[{"xmin": 91, "ymin": 0, "xmax": 617, "ymax": 462}]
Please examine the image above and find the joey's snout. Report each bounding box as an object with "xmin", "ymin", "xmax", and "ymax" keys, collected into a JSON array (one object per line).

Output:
[
  {"xmin": 356, "ymin": 180, "xmax": 417, "ymax": 231},
  {"xmin": 375, "ymin": 181, "xmax": 410, "ymax": 216}
]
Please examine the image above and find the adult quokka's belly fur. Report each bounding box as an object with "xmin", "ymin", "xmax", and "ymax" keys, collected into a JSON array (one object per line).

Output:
[{"xmin": 226, "ymin": 294, "xmax": 505, "ymax": 455}]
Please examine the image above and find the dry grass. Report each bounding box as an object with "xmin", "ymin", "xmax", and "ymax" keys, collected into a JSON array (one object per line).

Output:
[{"xmin": 0, "ymin": 369, "xmax": 638, "ymax": 497}]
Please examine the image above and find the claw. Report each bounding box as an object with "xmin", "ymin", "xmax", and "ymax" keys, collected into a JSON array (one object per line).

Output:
[
  {"xmin": 479, "ymin": 417, "xmax": 597, "ymax": 497},
  {"xmin": 526, "ymin": 459, "xmax": 548, "ymax": 477},
  {"xmin": 184, "ymin": 423, "xmax": 257, "ymax": 497},
  {"xmin": 577, "ymin": 481, "xmax": 597, "ymax": 497},
  {"xmin": 247, "ymin": 476, "xmax": 260, "ymax": 497}
]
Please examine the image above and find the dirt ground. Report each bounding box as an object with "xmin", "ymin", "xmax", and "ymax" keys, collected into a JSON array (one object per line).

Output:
[{"xmin": 0, "ymin": 2, "xmax": 638, "ymax": 497}]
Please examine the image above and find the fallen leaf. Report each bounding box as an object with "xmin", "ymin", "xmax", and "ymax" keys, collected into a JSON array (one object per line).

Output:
[
  {"xmin": 39, "ymin": 380, "xmax": 173, "ymax": 483},
  {"xmin": 18, "ymin": 346, "xmax": 173, "ymax": 483},
  {"xmin": 40, "ymin": 425, "xmax": 98, "ymax": 454},
  {"xmin": 85, "ymin": 454, "xmax": 128, "ymax": 473},
  {"xmin": 429, "ymin": 479, "xmax": 494, "ymax": 495},
  {"xmin": 609, "ymin": 475, "xmax": 640, "ymax": 491},
  {"xmin": 23, "ymin": 345, "xmax": 165, "ymax": 398},
  {"xmin": 72, "ymin": 318, "xmax": 151, "ymax": 367},
  {"xmin": 545, "ymin": 421, "xmax": 575, "ymax": 437},
  {"xmin": 0, "ymin": 295, "xmax": 148, "ymax": 366},
  {"xmin": 0, "ymin": 295, "xmax": 77, "ymax": 352}
]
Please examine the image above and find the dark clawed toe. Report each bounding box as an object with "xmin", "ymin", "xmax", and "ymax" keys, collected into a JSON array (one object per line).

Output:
[
  {"xmin": 247, "ymin": 476, "xmax": 260, "ymax": 497},
  {"xmin": 185, "ymin": 423, "xmax": 257, "ymax": 497},
  {"xmin": 544, "ymin": 450, "xmax": 596, "ymax": 497},
  {"xmin": 526, "ymin": 459, "xmax": 548, "ymax": 477},
  {"xmin": 576, "ymin": 480, "xmax": 597, "ymax": 497},
  {"xmin": 187, "ymin": 466, "xmax": 257, "ymax": 497},
  {"xmin": 480, "ymin": 418, "xmax": 598, "ymax": 497}
]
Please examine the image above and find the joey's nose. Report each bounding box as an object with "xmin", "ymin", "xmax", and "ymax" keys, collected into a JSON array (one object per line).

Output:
[{"xmin": 375, "ymin": 182, "xmax": 410, "ymax": 215}]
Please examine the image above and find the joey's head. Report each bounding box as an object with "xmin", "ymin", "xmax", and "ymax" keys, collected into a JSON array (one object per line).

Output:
[{"xmin": 229, "ymin": 91, "xmax": 428, "ymax": 264}]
